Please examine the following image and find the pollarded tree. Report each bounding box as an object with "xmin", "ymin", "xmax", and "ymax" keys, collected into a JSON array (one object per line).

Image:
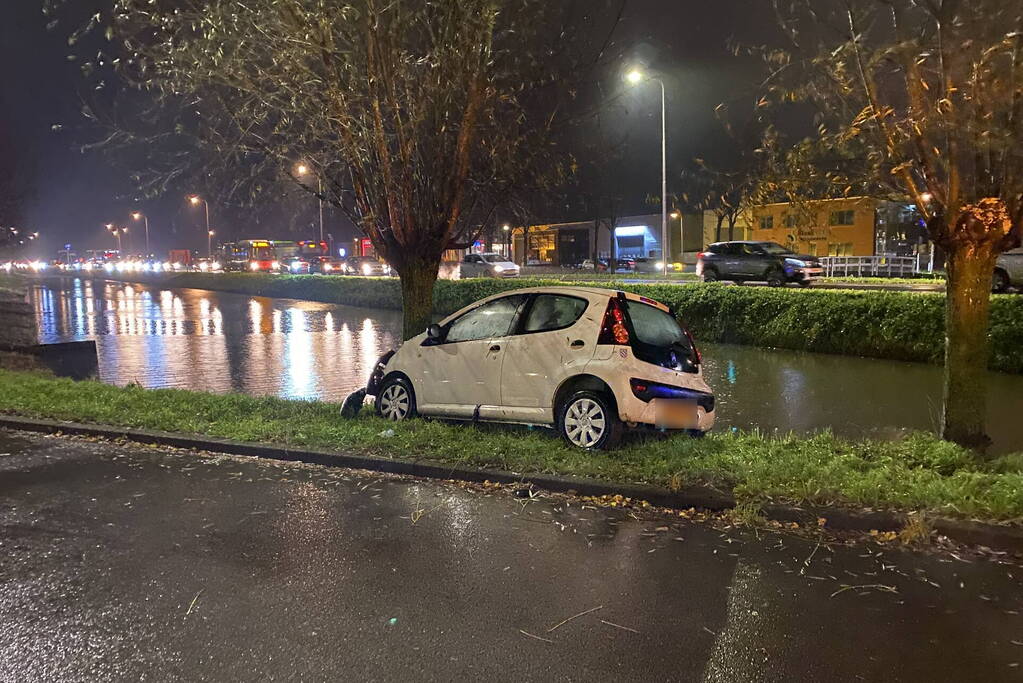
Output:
[
  {"xmin": 760, "ymin": 0, "xmax": 1023, "ymax": 450},
  {"xmin": 60, "ymin": 0, "xmax": 618, "ymax": 339}
]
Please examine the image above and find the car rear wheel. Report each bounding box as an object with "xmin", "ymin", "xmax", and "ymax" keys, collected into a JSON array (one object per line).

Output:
[
  {"xmin": 992, "ymin": 269, "xmax": 1010, "ymax": 293},
  {"xmin": 376, "ymin": 376, "xmax": 416, "ymax": 421},
  {"xmin": 557, "ymin": 391, "xmax": 623, "ymax": 450},
  {"xmin": 702, "ymin": 268, "xmax": 719, "ymax": 283}
]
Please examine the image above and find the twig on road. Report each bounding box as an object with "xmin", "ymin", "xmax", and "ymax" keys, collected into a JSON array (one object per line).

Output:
[
  {"xmin": 830, "ymin": 584, "xmax": 898, "ymax": 598},
  {"xmin": 186, "ymin": 588, "xmax": 205, "ymax": 616},
  {"xmin": 519, "ymin": 629, "xmax": 554, "ymax": 644},
  {"xmin": 547, "ymin": 605, "xmax": 603, "ymax": 633},
  {"xmin": 600, "ymin": 619, "xmax": 639, "ymax": 634}
]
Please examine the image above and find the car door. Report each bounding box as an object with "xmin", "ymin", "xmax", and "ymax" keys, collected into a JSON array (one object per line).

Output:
[
  {"xmin": 414, "ymin": 294, "xmax": 527, "ymax": 417},
  {"xmin": 717, "ymin": 244, "xmax": 743, "ymax": 278},
  {"xmin": 498, "ymin": 293, "xmax": 594, "ymax": 424},
  {"xmin": 461, "ymin": 255, "xmax": 481, "ymax": 278},
  {"xmin": 738, "ymin": 243, "xmax": 768, "ymax": 278}
]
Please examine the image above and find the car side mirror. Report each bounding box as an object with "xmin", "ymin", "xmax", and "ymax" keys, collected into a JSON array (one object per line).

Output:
[{"xmin": 426, "ymin": 324, "xmax": 443, "ymax": 341}]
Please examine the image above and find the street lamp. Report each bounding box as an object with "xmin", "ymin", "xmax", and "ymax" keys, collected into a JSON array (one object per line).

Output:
[
  {"xmin": 208, "ymin": 230, "xmax": 215, "ymax": 258},
  {"xmin": 502, "ymin": 224, "xmax": 511, "ymax": 257},
  {"xmin": 188, "ymin": 195, "xmax": 212, "ymax": 250},
  {"xmin": 106, "ymin": 223, "xmax": 122, "ymax": 252},
  {"xmin": 626, "ymin": 67, "xmax": 669, "ymax": 276},
  {"xmin": 295, "ymin": 163, "xmax": 325, "ymax": 244},
  {"xmin": 131, "ymin": 211, "xmax": 150, "ymax": 255}
]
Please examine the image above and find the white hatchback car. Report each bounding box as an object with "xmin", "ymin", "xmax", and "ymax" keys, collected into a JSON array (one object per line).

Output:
[
  {"xmin": 365, "ymin": 286, "xmax": 716, "ymax": 449},
  {"xmin": 460, "ymin": 252, "xmax": 520, "ymax": 278}
]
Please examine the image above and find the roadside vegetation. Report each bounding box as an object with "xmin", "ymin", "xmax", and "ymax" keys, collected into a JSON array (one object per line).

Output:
[
  {"xmin": 81, "ymin": 272, "xmax": 1023, "ymax": 374},
  {"xmin": 1, "ymin": 368, "xmax": 1020, "ymax": 521}
]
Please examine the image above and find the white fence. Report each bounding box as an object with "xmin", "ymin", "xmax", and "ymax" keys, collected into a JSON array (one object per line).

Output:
[{"xmin": 820, "ymin": 254, "xmax": 929, "ymax": 278}]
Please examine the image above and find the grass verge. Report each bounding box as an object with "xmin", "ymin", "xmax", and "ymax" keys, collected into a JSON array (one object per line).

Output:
[{"xmin": 1, "ymin": 368, "xmax": 1020, "ymax": 522}]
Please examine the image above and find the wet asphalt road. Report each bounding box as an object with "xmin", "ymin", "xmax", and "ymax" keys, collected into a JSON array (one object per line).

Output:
[{"xmin": 1, "ymin": 430, "xmax": 1021, "ymax": 682}]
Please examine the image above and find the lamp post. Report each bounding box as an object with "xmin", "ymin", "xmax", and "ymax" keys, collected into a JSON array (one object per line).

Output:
[
  {"xmin": 189, "ymin": 196, "xmax": 211, "ymax": 249},
  {"xmin": 502, "ymin": 224, "xmax": 511, "ymax": 257},
  {"xmin": 106, "ymin": 224, "xmax": 122, "ymax": 253},
  {"xmin": 208, "ymin": 230, "xmax": 215, "ymax": 258},
  {"xmin": 626, "ymin": 68, "xmax": 668, "ymax": 277},
  {"xmin": 131, "ymin": 212, "xmax": 150, "ymax": 255},
  {"xmin": 296, "ymin": 164, "xmax": 325, "ymax": 243}
]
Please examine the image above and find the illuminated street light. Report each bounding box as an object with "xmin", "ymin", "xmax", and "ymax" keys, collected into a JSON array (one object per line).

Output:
[
  {"xmin": 295, "ymin": 162, "xmax": 325, "ymax": 243},
  {"xmin": 208, "ymin": 230, "xmax": 215, "ymax": 258},
  {"xmin": 626, "ymin": 67, "xmax": 669, "ymax": 276},
  {"xmin": 921, "ymin": 192, "xmax": 933, "ymax": 203},
  {"xmin": 131, "ymin": 211, "xmax": 151, "ymax": 255},
  {"xmin": 188, "ymin": 195, "xmax": 212, "ymax": 249}
]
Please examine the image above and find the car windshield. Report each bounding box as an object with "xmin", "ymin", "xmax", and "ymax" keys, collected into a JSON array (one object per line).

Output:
[
  {"xmin": 757, "ymin": 242, "xmax": 795, "ymax": 255},
  {"xmin": 480, "ymin": 253, "xmax": 505, "ymax": 263},
  {"xmin": 624, "ymin": 300, "xmax": 698, "ymax": 372}
]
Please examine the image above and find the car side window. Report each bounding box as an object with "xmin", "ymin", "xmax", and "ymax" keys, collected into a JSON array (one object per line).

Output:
[
  {"xmin": 445, "ymin": 295, "xmax": 526, "ymax": 343},
  {"xmin": 522, "ymin": 295, "xmax": 588, "ymax": 333}
]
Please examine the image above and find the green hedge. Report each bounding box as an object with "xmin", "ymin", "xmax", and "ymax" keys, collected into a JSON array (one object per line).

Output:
[{"xmin": 71, "ymin": 271, "xmax": 1023, "ymax": 373}]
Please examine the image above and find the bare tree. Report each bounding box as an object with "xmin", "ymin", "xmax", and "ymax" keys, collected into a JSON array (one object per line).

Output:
[
  {"xmin": 758, "ymin": 0, "xmax": 1023, "ymax": 450},
  {"xmin": 59, "ymin": 0, "xmax": 620, "ymax": 338}
]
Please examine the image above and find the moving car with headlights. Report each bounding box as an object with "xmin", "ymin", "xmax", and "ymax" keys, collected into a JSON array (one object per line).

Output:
[
  {"xmin": 460, "ymin": 252, "xmax": 520, "ymax": 278},
  {"xmin": 697, "ymin": 241, "xmax": 822, "ymax": 287},
  {"xmin": 344, "ymin": 255, "xmax": 389, "ymax": 276},
  {"xmin": 297, "ymin": 240, "xmax": 342, "ymax": 274},
  {"xmin": 993, "ymin": 248, "xmax": 1023, "ymax": 293},
  {"xmin": 364, "ymin": 286, "xmax": 715, "ymax": 449}
]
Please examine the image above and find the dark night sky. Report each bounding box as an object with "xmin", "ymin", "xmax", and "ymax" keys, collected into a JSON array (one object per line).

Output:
[{"xmin": 0, "ymin": 0, "xmax": 778, "ymax": 257}]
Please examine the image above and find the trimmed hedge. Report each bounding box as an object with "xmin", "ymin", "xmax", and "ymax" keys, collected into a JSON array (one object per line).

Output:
[{"xmin": 63, "ymin": 271, "xmax": 1023, "ymax": 373}]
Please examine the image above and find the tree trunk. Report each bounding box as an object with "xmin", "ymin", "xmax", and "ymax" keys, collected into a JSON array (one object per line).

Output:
[
  {"xmin": 715, "ymin": 214, "xmax": 724, "ymax": 242},
  {"xmin": 941, "ymin": 242, "xmax": 997, "ymax": 451},
  {"xmin": 727, "ymin": 215, "xmax": 736, "ymax": 241},
  {"xmin": 398, "ymin": 260, "xmax": 439, "ymax": 341}
]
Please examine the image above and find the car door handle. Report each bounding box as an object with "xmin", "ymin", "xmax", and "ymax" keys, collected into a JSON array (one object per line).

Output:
[
  {"xmin": 489, "ymin": 344, "xmax": 501, "ymax": 352},
  {"xmin": 570, "ymin": 340, "xmax": 585, "ymax": 348}
]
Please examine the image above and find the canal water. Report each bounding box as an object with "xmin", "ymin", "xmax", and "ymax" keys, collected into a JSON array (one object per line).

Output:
[{"xmin": 28, "ymin": 278, "xmax": 1023, "ymax": 453}]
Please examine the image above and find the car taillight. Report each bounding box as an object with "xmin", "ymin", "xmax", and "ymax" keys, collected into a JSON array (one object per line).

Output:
[
  {"xmin": 696, "ymin": 252, "xmax": 707, "ymax": 261},
  {"xmin": 597, "ymin": 297, "xmax": 630, "ymax": 345}
]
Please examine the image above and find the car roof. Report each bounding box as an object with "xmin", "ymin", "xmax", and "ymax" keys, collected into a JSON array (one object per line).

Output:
[{"xmin": 441, "ymin": 285, "xmax": 670, "ymax": 322}]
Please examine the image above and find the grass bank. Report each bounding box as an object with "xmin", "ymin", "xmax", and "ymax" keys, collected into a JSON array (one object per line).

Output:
[
  {"xmin": 1, "ymin": 368, "xmax": 1020, "ymax": 521},
  {"xmin": 67, "ymin": 271, "xmax": 1023, "ymax": 373}
]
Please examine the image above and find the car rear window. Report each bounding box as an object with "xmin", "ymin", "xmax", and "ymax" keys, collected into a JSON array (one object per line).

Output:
[{"xmin": 624, "ymin": 300, "xmax": 699, "ymax": 372}]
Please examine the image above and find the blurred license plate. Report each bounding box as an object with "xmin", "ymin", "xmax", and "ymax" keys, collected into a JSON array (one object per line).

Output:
[{"xmin": 654, "ymin": 399, "xmax": 698, "ymax": 429}]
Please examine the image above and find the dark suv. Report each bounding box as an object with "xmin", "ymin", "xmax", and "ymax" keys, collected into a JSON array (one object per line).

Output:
[{"xmin": 697, "ymin": 241, "xmax": 823, "ymax": 287}]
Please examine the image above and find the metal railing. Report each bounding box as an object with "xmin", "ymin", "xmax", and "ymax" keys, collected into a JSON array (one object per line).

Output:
[{"xmin": 820, "ymin": 254, "xmax": 925, "ymax": 278}]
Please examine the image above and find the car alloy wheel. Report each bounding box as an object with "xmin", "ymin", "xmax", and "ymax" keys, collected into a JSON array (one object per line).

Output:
[
  {"xmin": 702, "ymin": 268, "xmax": 719, "ymax": 283},
  {"xmin": 559, "ymin": 391, "xmax": 623, "ymax": 450},
  {"xmin": 376, "ymin": 378, "xmax": 415, "ymax": 421},
  {"xmin": 766, "ymin": 268, "xmax": 785, "ymax": 287}
]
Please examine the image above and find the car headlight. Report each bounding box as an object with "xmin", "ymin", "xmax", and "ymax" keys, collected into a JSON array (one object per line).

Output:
[
  {"xmin": 323, "ymin": 263, "xmax": 333, "ymax": 272},
  {"xmin": 212, "ymin": 261, "xmax": 221, "ymax": 270},
  {"xmin": 271, "ymin": 260, "xmax": 280, "ymax": 270},
  {"xmin": 655, "ymin": 261, "xmax": 665, "ymax": 270},
  {"xmin": 785, "ymin": 258, "xmax": 807, "ymax": 268},
  {"xmin": 250, "ymin": 261, "xmax": 260, "ymax": 270},
  {"xmin": 493, "ymin": 265, "xmax": 505, "ymax": 273},
  {"xmin": 362, "ymin": 263, "xmax": 372, "ymax": 275}
]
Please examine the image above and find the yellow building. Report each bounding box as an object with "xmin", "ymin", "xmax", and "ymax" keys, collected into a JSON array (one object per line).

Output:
[{"xmin": 750, "ymin": 197, "xmax": 924, "ymax": 257}]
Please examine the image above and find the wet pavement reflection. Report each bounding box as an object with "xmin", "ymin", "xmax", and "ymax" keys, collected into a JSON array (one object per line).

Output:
[
  {"xmin": 28, "ymin": 277, "xmax": 1023, "ymax": 452},
  {"xmin": 1, "ymin": 431, "xmax": 1020, "ymax": 681}
]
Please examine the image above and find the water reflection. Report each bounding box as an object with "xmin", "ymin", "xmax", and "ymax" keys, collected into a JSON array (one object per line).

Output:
[
  {"xmin": 27, "ymin": 278, "xmax": 1023, "ymax": 452},
  {"xmin": 32, "ymin": 279, "xmax": 401, "ymax": 401}
]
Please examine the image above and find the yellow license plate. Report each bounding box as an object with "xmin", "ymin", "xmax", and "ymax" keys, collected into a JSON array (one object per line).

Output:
[{"xmin": 654, "ymin": 399, "xmax": 698, "ymax": 429}]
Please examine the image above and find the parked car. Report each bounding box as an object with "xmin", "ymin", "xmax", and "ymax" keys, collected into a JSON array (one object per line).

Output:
[
  {"xmin": 581, "ymin": 258, "xmax": 609, "ymax": 272},
  {"xmin": 460, "ymin": 252, "xmax": 520, "ymax": 278},
  {"xmin": 993, "ymin": 248, "xmax": 1023, "ymax": 293},
  {"xmin": 344, "ymin": 256, "xmax": 389, "ymax": 276},
  {"xmin": 697, "ymin": 241, "xmax": 823, "ymax": 287},
  {"xmin": 364, "ymin": 286, "xmax": 715, "ymax": 449}
]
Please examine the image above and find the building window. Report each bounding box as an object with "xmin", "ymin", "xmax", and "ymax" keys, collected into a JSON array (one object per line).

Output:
[
  {"xmin": 784, "ymin": 213, "xmax": 801, "ymax": 228},
  {"xmin": 758, "ymin": 215, "xmax": 774, "ymax": 230},
  {"xmin": 830, "ymin": 210, "xmax": 855, "ymax": 226},
  {"xmin": 828, "ymin": 242, "xmax": 854, "ymax": 256}
]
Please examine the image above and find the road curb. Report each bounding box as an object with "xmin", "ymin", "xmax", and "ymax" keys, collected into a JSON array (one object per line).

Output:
[{"xmin": 2, "ymin": 414, "xmax": 1021, "ymax": 554}]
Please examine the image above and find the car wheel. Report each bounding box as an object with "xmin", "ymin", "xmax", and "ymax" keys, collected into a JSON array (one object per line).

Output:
[
  {"xmin": 797, "ymin": 279, "xmax": 812, "ymax": 288},
  {"xmin": 992, "ymin": 269, "xmax": 1010, "ymax": 293},
  {"xmin": 766, "ymin": 268, "xmax": 785, "ymax": 287},
  {"xmin": 557, "ymin": 390, "xmax": 623, "ymax": 450},
  {"xmin": 702, "ymin": 268, "xmax": 719, "ymax": 283},
  {"xmin": 375, "ymin": 376, "xmax": 417, "ymax": 421}
]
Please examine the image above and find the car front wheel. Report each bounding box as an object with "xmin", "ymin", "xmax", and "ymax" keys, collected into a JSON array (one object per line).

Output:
[
  {"xmin": 557, "ymin": 391, "xmax": 623, "ymax": 450},
  {"xmin": 376, "ymin": 376, "xmax": 417, "ymax": 421},
  {"xmin": 992, "ymin": 269, "xmax": 1010, "ymax": 293}
]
